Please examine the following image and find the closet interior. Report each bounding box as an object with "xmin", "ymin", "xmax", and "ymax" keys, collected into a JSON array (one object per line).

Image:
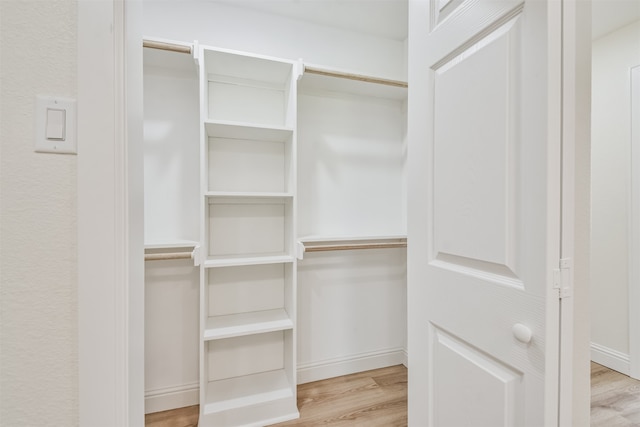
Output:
[{"xmin": 141, "ymin": 2, "xmax": 408, "ymax": 425}]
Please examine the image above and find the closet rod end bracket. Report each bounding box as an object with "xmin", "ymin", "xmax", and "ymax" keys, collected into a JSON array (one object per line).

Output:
[
  {"xmin": 192, "ymin": 245, "xmax": 201, "ymax": 266},
  {"xmin": 296, "ymin": 241, "xmax": 305, "ymax": 260}
]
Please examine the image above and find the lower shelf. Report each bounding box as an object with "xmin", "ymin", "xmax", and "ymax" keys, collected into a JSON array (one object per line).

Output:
[
  {"xmin": 204, "ymin": 308, "xmax": 293, "ymax": 340},
  {"xmin": 199, "ymin": 395, "xmax": 299, "ymax": 427},
  {"xmin": 201, "ymin": 369, "xmax": 298, "ymax": 426},
  {"xmin": 204, "ymin": 254, "xmax": 295, "ymax": 268}
]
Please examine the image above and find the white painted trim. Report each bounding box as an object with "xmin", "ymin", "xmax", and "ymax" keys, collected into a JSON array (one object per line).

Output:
[
  {"xmin": 591, "ymin": 342, "xmax": 631, "ymax": 375},
  {"xmin": 558, "ymin": 1, "xmax": 592, "ymax": 426},
  {"xmin": 629, "ymin": 65, "xmax": 640, "ymax": 380},
  {"xmin": 145, "ymin": 347, "xmax": 407, "ymax": 412},
  {"xmin": 145, "ymin": 382, "xmax": 200, "ymax": 414},
  {"xmin": 125, "ymin": 1, "xmax": 145, "ymax": 424},
  {"xmin": 402, "ymin": 348, "xmax": 408, "ymax": 368},
  {"xmin": 547, "ymin": 0, "xmax": 565, "ymax": 426},
  {"xmin": 78, "ymin": 1, "xmax": 143, "ymax": 425},
  {"xmin": 296, "ymin": 348, "xmax": 405, "ymax": 384},
  {"xmin": 78, "ymin": 2, "xmax": 125, "ymax": 425}
]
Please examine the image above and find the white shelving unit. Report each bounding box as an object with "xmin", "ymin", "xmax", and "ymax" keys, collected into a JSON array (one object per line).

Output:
[
  {"xmin": 198, "ymin": 46, "xmax": 300, "ymax": 426},
  {"xmin": 141, "ymin": 7, "xmax": 409, "ymax": 417}
]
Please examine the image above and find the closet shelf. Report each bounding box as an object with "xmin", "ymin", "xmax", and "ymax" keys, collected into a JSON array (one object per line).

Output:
[
  {"xmin": 298, "ymin": 234, "xmax": 407, "ymax": 243},
  {"xmin": 304, "ymin": 64, "xmax": 407, "ymax": 88},
  {"xmin": 204, "ymin": 254, "xmax": 295, "ymax": 268},
  {"xmin": 300, "ymin": 63, "xmax": 408, "ymax": 101},
  {"xmin": 144, "ymin": 240, "xmax": 201, "ymax": 265},
  {"xmin": 205, "ymin": 191, "xmax": 293, "ymax": 199},
  {"xmin": 203, "ymin": 370, "xmax": 295, "ymax": 415},
  {"xmin": 297, "ymin": 235, "xmax": 407, "ymax": 259},
  {"xmin": 203, "ymin": 48, "xmax": 295, "ymax": 87},
  {"xmin": 205, "ymin": 120, "xmax": 293, "ymax": 141},
  {"xmin": 199, "ymin": 395, "xmax": 298, "ymax": 427},
  {"xmin": 204, "ymin": 308, "xmax": 293, "ymax": 341},
  {"xmin": 144, "ymin": 239, "xmax": 200, "ymax": 249}
]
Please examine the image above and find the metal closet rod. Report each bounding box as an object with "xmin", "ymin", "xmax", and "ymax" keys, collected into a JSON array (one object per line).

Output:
[
  {"xmin": 303, "ymin": 241, "xmax": 407, "ymax": 253},
  {"xmin": 140, "ymin": 39, "xmax": 407, "ymax": 89},
  {"xmin": 143, "ymin": 39, "xmax": 192, "ymax": 55},
  {"xmin": 304, "ymin": 66, "xmax": 408, "ymax": 88}
]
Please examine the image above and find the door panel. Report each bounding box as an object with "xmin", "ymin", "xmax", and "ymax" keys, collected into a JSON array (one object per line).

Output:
[
  {"xmin": 432, "ymin": 326, "xmax": 523, "ymax": 426},
  {"xmin": 433, "ymin": 16, "xmax": 520, "ymax": 273},
  {"xmin": 408, "ymin": 0, "xmax": 561, "ymax": 425}
]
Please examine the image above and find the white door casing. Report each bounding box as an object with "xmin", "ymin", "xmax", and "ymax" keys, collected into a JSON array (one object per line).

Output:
[
  {"xmin": 630, "ymin": 65, "xmax": 640, "ymax": 380},
  {"xmin": 407, "ymin": 0, "xmax": 563, "ymax": 425}
]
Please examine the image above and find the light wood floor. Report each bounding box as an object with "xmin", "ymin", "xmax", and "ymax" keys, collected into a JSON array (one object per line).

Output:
[
  {"xmin": 146, "ymin": 362, "xmax": 640, "ymax": 427},
  {"xmin": 145, "ymin": 365, "xmax": 407, "ymax": 427},
  {"xmin": 591, "ymin": 362, "xmax": 640, "ymax": 426}
]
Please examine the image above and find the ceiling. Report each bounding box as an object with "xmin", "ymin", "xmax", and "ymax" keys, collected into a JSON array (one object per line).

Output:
[
  {"xmin": 215, "ymin": 0, "xmax": 638, "ymax": 42},
  {"xmin": 592, "ymin": 0, "xmax": 640, "ymax": 39},
  {"xmin": 215, "ymin": 0, "xmax": 408, "ymax": 40}
]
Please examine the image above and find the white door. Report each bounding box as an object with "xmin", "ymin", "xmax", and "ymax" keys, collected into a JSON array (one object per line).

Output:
[{"xmin": 407, "ymin": 0, "xmax": 563, "ymax": 426}]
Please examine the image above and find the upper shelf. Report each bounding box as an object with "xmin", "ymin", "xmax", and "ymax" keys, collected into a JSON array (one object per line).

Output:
[
  {"xmin": 204, "ymin": 254, "xmax": 295, "ymax": 268},
  {"xmin": 144, "ymin": 240, "xmax": 201, "ymax": 265},
  {"xmin": 204, "ymin": 120, "xmax": 293, "ymax": 141},
  {"xmin": 202, "ymin": 47, "xmax": 295, "ymax": 86},
  {"xmin": 299, "ymin": 64, "xmax": 408, "ymax": 101},
  {"xmin": 298, "ymin": 234, "xmax": 407, "ymax": 243},
  {"xmin": 296, "ymin": 235, "xmax": 407, "ymax": 259},
  {"xmin": 144, "ymin": 239, "xmax": 200, "ymax": 250},
  {"xmin": 205, "ymin": 191, "xmax": 293, "ymax": 199}
]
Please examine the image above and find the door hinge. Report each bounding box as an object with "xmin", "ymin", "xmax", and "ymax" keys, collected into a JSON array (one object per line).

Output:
[{"xmin": 553, "ymin": 258, "xmax": 572, "ymax": 299}]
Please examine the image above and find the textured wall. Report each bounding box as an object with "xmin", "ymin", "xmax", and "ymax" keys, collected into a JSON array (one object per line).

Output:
[
  {"xmin": 0, "ymin": 1, "xmax": 78, "ymax": 425},
  {"xmin": 591, "ymin": 20, "xmax": 640, "ymax": 356}
]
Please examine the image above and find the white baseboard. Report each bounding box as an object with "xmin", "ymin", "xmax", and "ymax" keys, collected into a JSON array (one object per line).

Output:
[
  {"xmin": 145, "ymin": 349, "xmax": 410, "ymax": 412},
  {"xmin": 402, "ymin": 348, "xmax": 408, "ymax": 368},
  {"xmin": 297, "ymin": 348, "xmax": 406, "ymax": 384},
  {"xmin": 145, "ymin": 382, "xmax": 199, "ymax": 414},
  {"xmin": 591, "ymin": 342, "xmax": 630, "ymax": 375}
]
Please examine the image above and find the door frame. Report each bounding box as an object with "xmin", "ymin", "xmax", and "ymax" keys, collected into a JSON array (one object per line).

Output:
[
  {"xmin": 558, "ymin": 1, "xmax": 592, "ymax": 425},
  {"xmin": 77, "ymin": 0, "xmax": 144, "ymax": 425},
  {"xmin": 77, "ymin": 0, "xmax": 590, "ymax": 425},
  {"xmin": 630, "ymin": 65, "xmax": 640, "ymax": 379}
]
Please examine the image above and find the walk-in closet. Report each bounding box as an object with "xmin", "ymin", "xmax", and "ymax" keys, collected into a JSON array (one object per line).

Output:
[{"xmin": 141, "ymin": 2, "xmax": 408, "ymax": 425}]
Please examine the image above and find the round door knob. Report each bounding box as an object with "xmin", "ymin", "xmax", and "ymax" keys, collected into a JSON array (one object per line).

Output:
[{"xmin": 512, "ymin": 323, "xmax": 532, "ymax": 344}]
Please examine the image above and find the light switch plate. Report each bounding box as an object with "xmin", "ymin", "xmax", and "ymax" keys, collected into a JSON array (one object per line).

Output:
[{"xmin": 35, "ymin": 95, "xmax": 76, "ymax": 154}]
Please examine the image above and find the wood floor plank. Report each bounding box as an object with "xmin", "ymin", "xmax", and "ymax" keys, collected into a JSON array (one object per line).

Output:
[
  {"xmin": 145, "ymin": 405, "xmax": 198, "ymax": 427},
  {"xmin": 147, "ymin": 363, "xmax": 640, "ymax": 427},
  {"xmin": 591, "ymin": 362, "xmax": 640, "ymax": 427},
  {"xmin": 144, "ymin": 365, "xmax": 407, "ymax": 427},
  {"xmin": 275, "ymin": 365, "xmax": 407, "ymax": 426}
]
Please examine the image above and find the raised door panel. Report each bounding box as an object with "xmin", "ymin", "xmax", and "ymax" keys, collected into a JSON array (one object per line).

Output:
[
  {"xmin": 433, "ymin": 17, "xmax": 520, "ymax": 276},
  {"xmin": 432, "ymin": 327, "xmax": 523, "ymax": 426}
]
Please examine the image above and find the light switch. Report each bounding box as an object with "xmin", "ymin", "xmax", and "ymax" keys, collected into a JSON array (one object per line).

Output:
[
  {"xmin": 35, "ymin": 95, "xmax": 76, "ymax": 154},
  {"xmin": 46, "ymin": 108, "xmax": 66, "ymax": 140}
]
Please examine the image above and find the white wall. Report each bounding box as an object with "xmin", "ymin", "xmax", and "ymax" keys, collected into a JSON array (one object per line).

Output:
[
  {"xmin": 143, "ymin": 51, "xmax": 201, "ymax": 413},
  {"xmin": 591, "ymin": 19, "xmax": 640, "ymax": 364},
  {"xmin": 0, "ymin": 1, "xmax": 78, "ymax": 425},
  {"xmin": 143, "ymin": 1, "xmax": 406, "ymax": 81},
  {"xmin": 297, "ymin": 249, "xmax": 407, "ymax": 383},
  {"xmin": 296, "ymin": 89, "xmax": 407, "ymax": 382}
]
